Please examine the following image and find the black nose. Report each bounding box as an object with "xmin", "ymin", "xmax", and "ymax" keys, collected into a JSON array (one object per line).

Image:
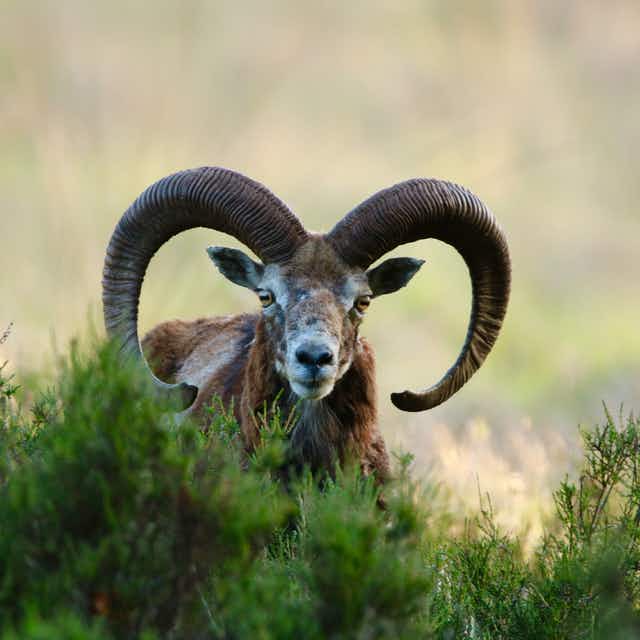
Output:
[{"xmin": 295, "ymin": 345, "xmax": 334, "ymax": 367}]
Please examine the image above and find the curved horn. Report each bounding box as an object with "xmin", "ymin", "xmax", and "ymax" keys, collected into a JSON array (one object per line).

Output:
[
  {"xmin": 103, "ymin": 166, "xmax": 309, "ymax": 408},
  {"xmin": 326, "ymin": 179, "xmax": 510, "ymax": 412}
]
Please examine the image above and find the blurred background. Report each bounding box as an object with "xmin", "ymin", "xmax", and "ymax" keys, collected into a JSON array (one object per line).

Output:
[{"xmin": 1, "ymin": 0, "xmax": 638, "ymax": 540}]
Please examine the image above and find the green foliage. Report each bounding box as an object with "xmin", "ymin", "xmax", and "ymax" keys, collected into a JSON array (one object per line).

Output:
[
  {"xmin": 0, "ymin": 341, "xmax": 291, "ymax": 638},
  {"xmin": 288, "ymin": 469, "xmax": 430, "ymax": 639},
  {"xmin": 535, "ymin": 408, "xmax": 640, "ymax": 639},
  {"xmin": 1, "ymin": 612, "xmax": 111, "ymax": 640},
  {"xmin": 248, "ymin": 392, "xmax": 298, "ymax": 477},
  {"xmin": 1, "ymin": 343, "xmax": 640, "ymax": 638}
]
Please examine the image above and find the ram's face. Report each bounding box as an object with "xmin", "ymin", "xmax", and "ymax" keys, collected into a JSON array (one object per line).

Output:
[
  {"xmin": 209, "ymin": 236, "xmax": 423, "ymax": 401},
  {"xmin": 256, "ymin": 241, "xmax": 372, "ymax": 400}
]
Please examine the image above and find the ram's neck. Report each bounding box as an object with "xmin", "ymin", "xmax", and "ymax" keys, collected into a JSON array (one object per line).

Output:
[{"xmin": 240, "ymin": 321, "xmax": 378, "ymax": 475}]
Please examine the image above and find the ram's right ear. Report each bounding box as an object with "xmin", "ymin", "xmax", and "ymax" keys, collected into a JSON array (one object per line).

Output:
[
  {"xmin": 207, "ymin": 246, "xmax": 264, "ymax": 290},
  {"xmin": 366, "ymin": 257, "xmax": 425, "ymax": 297}
]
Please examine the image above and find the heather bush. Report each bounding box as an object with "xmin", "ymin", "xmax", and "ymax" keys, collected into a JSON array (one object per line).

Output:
[{"xmin": 1, "ymin": 340, "xmax": 639, "ymax": 638}]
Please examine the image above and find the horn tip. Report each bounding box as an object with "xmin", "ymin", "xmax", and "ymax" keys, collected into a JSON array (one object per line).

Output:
[
  {"xmin": 391, "ymin": 391, "xmax": 420, "ymax": 412},
  {"xmin": 179, "ymin": 383, "xmax": 199, "ymax": 409},
  {"xmin": 390, "ymin": 390, "xmax": 439, "ymax": 412}
]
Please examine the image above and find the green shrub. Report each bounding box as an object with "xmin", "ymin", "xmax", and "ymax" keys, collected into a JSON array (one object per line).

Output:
[
  {"xmin": 1, "ymin": 339, "xmax": 639, "ymax": 638},
  {"xmin": 0, "ymin": 341, "xmax": 291, "ymax": 638}
]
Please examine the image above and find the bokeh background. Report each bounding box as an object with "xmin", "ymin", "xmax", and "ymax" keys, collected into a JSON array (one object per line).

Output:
[{"xmin": 2, "ymin": 0, "xmax": 639, "ymax": 540}]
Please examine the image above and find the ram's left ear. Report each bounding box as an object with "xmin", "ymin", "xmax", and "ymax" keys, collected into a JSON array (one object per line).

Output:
[{"xmin": 366, "ymin": 257, "xmax": 425, "ymax": 297}]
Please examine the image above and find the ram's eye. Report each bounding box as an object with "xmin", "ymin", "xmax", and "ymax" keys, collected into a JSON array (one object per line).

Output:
[
  {"xmin": 258, "ymin": 290, "xmax": 274, "ymax": 308},
  {"xmin": 354, "ymin": 295, "xmax": 371, "ymax": 313}
]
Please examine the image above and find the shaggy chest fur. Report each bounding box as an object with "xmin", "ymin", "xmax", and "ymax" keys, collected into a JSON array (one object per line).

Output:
[
  {"xmin": 289, "ymin": 398, "xmax": 342, "ymax": 468},
  {"xmin": 269, "ymin": 386, "xmax": 389, "ymax": 482}
]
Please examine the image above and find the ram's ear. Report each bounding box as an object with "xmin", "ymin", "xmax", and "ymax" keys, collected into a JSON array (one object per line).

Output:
[
  {"xmin": 207, "ymin": 246, "xmax": 264, "ymax": 289},
  {"xmin": 366, "ymin": 257, "xmax": 425, "ymax": 297}
]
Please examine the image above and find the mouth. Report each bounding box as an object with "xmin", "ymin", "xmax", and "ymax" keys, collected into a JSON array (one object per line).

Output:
[{"xmin": 290, "ymin": 377, "xmax": 334, "ymax": 401}]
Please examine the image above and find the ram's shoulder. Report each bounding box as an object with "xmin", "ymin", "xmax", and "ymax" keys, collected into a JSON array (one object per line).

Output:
[{"xmin": 142, "ymin": 314, "xmax": 258, "ymax": 382}]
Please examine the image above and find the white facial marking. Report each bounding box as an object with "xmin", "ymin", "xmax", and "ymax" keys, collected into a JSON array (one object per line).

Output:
[
  {"xmin": 342, "ymin": 273, "xmax": 371, "ymax": 307},
  {"xmin": 259, "ymin": 264, "xmax": 289, "ymax": 308}
]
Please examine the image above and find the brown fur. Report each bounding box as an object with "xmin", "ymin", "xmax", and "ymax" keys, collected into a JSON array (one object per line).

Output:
[{"xmin": 142, "ymin": 236, "xmax": 391, "ymax": 483}]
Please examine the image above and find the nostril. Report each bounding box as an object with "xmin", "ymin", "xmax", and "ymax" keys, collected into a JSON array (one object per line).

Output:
[
  {"xmin": 317, "ymin": 350, "xmax": 333, "ymax": 366},
  {"xmin": 295, "ymin": 346, "xmax": 334, "ymax": 367},
  {"xmin": 295, "ymin": 348, "xmax": 314, "ymax": 366}
]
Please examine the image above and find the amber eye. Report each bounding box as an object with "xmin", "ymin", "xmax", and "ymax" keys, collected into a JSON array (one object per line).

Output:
[
  {"xmin": 355, "ymin": 295, "xmax": 371, "ymax": 313},
  {"xmin": 258, "ymin": 290, "xmax": 274, "ymax": 308}
]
